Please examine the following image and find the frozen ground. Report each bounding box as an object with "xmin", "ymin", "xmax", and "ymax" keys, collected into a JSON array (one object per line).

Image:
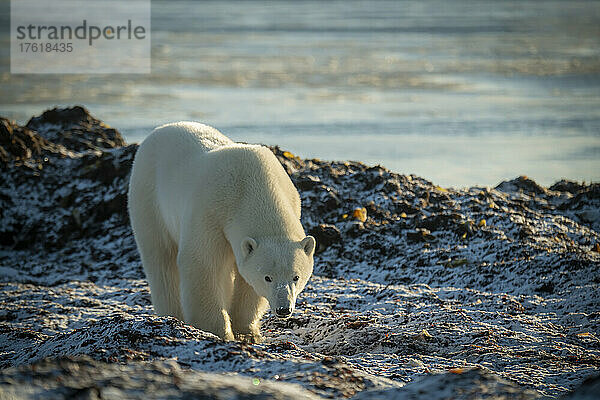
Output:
[{"xmin": 0, "ymin": 107, "xmax": 599, "ymax": 399}]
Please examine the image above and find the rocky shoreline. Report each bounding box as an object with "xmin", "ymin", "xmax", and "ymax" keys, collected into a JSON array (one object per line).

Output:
[{"xmin": 1, "ymin": 107, "xmax": 599, "ymax": 399}]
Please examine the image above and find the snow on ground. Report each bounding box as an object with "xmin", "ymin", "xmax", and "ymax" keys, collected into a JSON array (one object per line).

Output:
[{"xmin": 0, "ymin": 107, "xmax": 599, "ymax": 399}]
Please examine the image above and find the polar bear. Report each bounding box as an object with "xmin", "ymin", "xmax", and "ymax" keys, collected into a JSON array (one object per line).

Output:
[{"xmin": 128, "ymin": 122, "xmax": 315, "ymax": 342}]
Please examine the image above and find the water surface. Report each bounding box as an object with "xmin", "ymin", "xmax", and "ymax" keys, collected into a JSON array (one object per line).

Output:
[{"xmin": 1, "ymin": 0, "xmax": 599, "ymax": 187}]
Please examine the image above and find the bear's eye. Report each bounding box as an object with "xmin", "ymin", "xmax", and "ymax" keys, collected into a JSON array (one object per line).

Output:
[
  {"xmin": 293, "ymin": 275, "xmax": 299, "ymax": 282},
  {"xmin": 264, "ymin": 276, "xmax": 272, "ymax": 282}
]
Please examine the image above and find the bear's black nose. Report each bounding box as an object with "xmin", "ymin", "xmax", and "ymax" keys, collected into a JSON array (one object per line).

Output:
[{"xmin": 276, "ymin": 307, "xmax": 292, "ymax": 317}]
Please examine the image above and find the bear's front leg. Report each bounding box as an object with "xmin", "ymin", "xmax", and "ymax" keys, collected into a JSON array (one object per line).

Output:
[
  {"xmin": 177, "ymin": 242, "xmax": 235, "ymax": 341},
  {"xmin": 230, "ymin": 269, "xmax": 268, "ymax": 343}
]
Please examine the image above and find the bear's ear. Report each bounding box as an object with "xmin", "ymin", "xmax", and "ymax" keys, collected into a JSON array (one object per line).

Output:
[
  {"xmin": 241, "ymin": 237, "xmax": 257, "ymax": 258},
  {"xmin": 301, "ymin": 236, "xmax": 316, "ymax": 257}
]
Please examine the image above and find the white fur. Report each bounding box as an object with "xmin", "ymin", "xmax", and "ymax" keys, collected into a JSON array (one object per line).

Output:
[{"xmin": 128, "ymin": 122, "xmax": 315, "ymax": 342}]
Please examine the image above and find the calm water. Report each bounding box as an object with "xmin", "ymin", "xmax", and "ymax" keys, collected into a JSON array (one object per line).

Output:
[{"xmin": 1, "ymin": 0, "xmax": 599, "ymax": 187}]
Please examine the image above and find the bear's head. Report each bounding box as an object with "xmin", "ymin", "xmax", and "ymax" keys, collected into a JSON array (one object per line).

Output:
[{"xmin": 237, "ymin": 236, "xmax": 316, "ymax": 319}]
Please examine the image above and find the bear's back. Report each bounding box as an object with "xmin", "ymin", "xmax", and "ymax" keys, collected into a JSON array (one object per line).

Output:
[
  {"xmin": 210, "ymin": 145, "xmax": 303, "ymax": 234},
  {"xmin": 146, "ymin": 121, "xmax": 233, "ymax": 156},
  {"xmin": 132, "ymin": 121, "xmax": 302, "ymax": 240}
]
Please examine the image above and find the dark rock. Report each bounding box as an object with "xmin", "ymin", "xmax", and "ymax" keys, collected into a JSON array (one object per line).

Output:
[
  {"xmin": 11, "ymin": 221, "xmax": 41, "ymax": 250},
  {"xmin": 418, "ymin": 213, "xmax": 463, "ymax": 232},
  {"xmin": 58, "ymin": 191, "xmax": 77, "ymax": 208},
  {"xmin": 294, "ymin": 174, "xmax": 321, "ymax": 191},
  {"xmin": 536, "ymin": 282, "xmax": 554, "ymax": 294},
  {"xmin": 309, "ymin": 224, "xmax": 342, "ymax": 253},
  {"xmin": 347, "ymin": 221, "xmax": 366, "ymax": 238},
  {"xmin": 558, "ymin": 186, "xmax": 600, "ymax": 211},
  {"xmin": 318, "ymin": 260, "xmax": 338, "ymax": 278},
  {"xmin": 267, "ymin": 145, "xmax": 304, "ymax": 175},
  {"xmin": 27, "ymin": 105, "xmax": 91, "ymax": 129},
  {"xmin": 319, "ymin": 186, "xmax": 342, "ymax": 212},
  {"xmin": 364, "ymin": 168, "xmax": 386, "ymax": 190},
  {"xmin": 81, "ymin": 145, "xmax": 137, "ymax": 184},
  {"xmin": 81, "ymin": 152, "xmax": 121, "ymax": 184},
  {"xmin": 454, "ymin": 220, "xmax": 475, "ymax": 238},
  {"xmin": 407, "ymin": 228, "xmax": 436, "ymax": 243},
  {"xmin": 519, "ymin": 226, "xmax": 535, "ymax": 239},
  {"xmin": 365, "ymin": 202, "xmax": 391, "ymax": 221},
  {"xmin": 26, "ymin": 106, "xmax": 125, "ymax": 152},
  {"xmin": 0, "ymin": 231, "xmax": 14, "ymax": 247},
  {"xmin": 324, "ymin": 192, "xmax": 342, "ymax": 211},
  {"xmin": 496, "ymin": 176, "xmax": 547, "ymax": 196},
  {"xmin": 382, "ymin": 179, "xmax": 401, "ymax": 194},
  {"xmin": 321, "ymin": 356, "xmax": 336, "ymax": 366},
  {"xmin": 550, "ymin": 179, "xmax": 586, "ymax": 194},
  {"xmin": 354, "ymin": 368, "xmax": 539, "ymax": 400},
  {"xmin": 0, "ymin": 107, "xmax": 137, "ymax": 250},
  {"xmin": 0, "ymin": 118, "xmax": 58, "ymax": 164},
  {"xmin": 366, "ymin": 166, "xmax": 386, "ymax": 175},
  {"xmin": 393, "ymin": 200, "xmax": 419, "ymax": 216},
  {"xmin": 0, "ymin": 356, "xmax": 316, "ymax": 400},
  {"xmin": 95, "ymin": 193, "xmax": 128, "ymax": 222},
  {"xmin": 561, "ymin": 374, "xmax": 600, "ymax": 399}
]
